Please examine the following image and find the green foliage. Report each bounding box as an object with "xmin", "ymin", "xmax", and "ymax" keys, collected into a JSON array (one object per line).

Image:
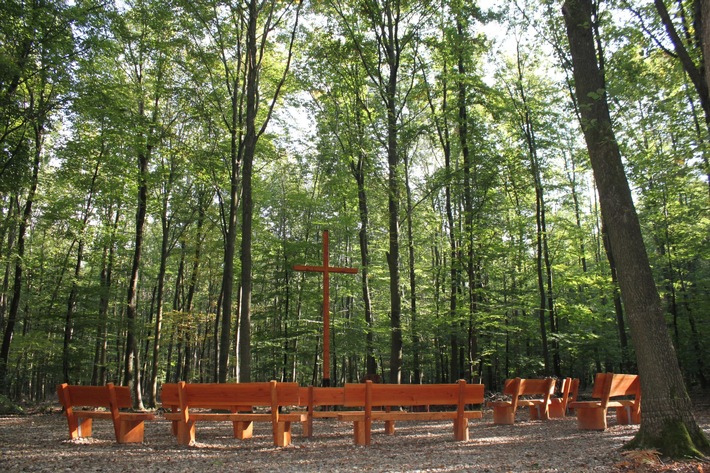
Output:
[{"xmin": 0, "ymin": 394, "xmax": 24, "ymax": 415}]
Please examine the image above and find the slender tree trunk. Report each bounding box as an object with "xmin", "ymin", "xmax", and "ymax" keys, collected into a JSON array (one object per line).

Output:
[
  {"xmin": 149, "ymin": 214, "xmax": 170, "ymax": 406},
  {"xmin": 0, "ymin": 196, "xmax": 18, "ymax": 331},
  {"xmin": 456, "ymin": 15, "xmax": 479, "ymax": 381},
  {"xmin": 125, "ymin": 141, "xmax": 148, "ymax": 409},
  {"xmin": 0, "ymin": 124, "xmax": 41, "ymax": 394},
  {"xmin": 563, "ymin": 0, "xmax": 709, "ymax": 456},
  {"xmin": 404, "ymin": 153, "xmax": 420, "ymax": 383},
  {"xmin": 350, "ymin": 112, "xmax": 376, "ymax": 377},
  {"xmin": 92, "ymin": 206, "xmax": 120, "ymax": 386},
  {"xmin": 218, "ymin": 61, "xmax": 242, "ymax": 383},
  {"xmin": 237, "ymin": 0, "xmax": 260, "ymax": 384},
  {"xmin": 600, "ymin": 221, "xmax": 631, "ymax": 371}
]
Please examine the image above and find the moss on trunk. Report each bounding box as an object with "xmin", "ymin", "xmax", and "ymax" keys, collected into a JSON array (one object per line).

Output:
[{"xmin": 625, "ymin": 419, "xmax": 710, "ymax": 459}]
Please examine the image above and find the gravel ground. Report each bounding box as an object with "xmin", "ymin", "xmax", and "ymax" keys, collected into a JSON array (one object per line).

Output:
[{"xmin": 1, "ymin": 407, "xmax": 708, "ymax": 472}]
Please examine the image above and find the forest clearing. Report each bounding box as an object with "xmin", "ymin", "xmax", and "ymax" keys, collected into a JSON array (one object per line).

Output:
[
  {"xmin": 2, "ymin": 0, "xmax": 710, "ymax": 461},
  {"xmin": 1, "ymin": 399, "xmax": 709, "ymax": 473}
]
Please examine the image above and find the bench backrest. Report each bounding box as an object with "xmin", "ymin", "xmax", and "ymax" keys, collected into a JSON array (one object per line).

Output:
[
  {"xmin": 161, "ymin": 381, "xmax": 301, "ymax": 411},
  {"xmin": 57, "ymin": 383, "xmax": 131, "ymax": 410},
  {"xmin": 565, "ymin": 378, "xmax": 580, "ymax": 402},
  {"xmin": 299, "ymin": 386, "xmax": 345, "ymax": 407},
  {"xmin": 518, "ymin": 378, "xmax": 556, "ymax": 396},
  {"xmin": 500, "ymin": 377, "xmax": 555, "ymax": 409},
  {"xmin": 502, "ymin": 377, "xmax": 521, "ymax": 396},
  {"xmin": 342, "ymin": 380, "xmax": 485, "ymax": 408},
  {"xmin": 160, "ymin": 383, "xmax": 180, "ymax": 409},
  {"xmin": 591, "ymin": 373, "xmax": 640, "ymax": 406}
]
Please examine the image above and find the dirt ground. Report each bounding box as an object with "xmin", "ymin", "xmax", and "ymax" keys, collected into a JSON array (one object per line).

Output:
[{"xmin": 1, "ymin": 401, "xmax": 709, "ymax": 473}]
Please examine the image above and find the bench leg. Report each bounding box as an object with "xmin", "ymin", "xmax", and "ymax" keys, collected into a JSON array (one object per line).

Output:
[
  {"xmin": 384, "ymin": 420, "xmax": 395, "ymax": 435},
  {"xmin": 70, "ymin": 416, "xmax": 93, "ymax": 439},
  {"xmin": 234, "ymin": 421, "xmax": 254, "ymax": 440},
  {"xmin": 575, "ymin": 407, "xmax": 607, "ymax": 430},
  {"xmin": 303, "ymin": 418, "xmax": 312, "ymax": 438},
  {"xmin": 353, "ymin": 420, "xmax": 367, "ymax": 445},
  {"xmin": 117, "ymin": 419, "xmax": 146, "ymax": 443},
  {"xmin": 492, "ymin": 406, "xmax": 516, "ymax": 425},
  {"xmin": 453, "ymin": 418, "xmax": 469, "ymax": 441},
  {"xmin": 548, "ymin": 399, "xmax": 565, "ymax": 418},
  {"xmin": 615, "ymin": 406, "xmax": 640, "ymax": 425},
  {"xmin": 176, "ymin": 420, "xmax": 196, "ymax": 445},
  {"xmin": 529, "ymin": 405, "xmax": 540, "ymax": 420},
  {"xmin": 274, "ymin": 421, "xmax": 292, "ymax": 447},
  {"xmin": 529, "ymin": 404, "xmax": 550, "ymax": 421}
]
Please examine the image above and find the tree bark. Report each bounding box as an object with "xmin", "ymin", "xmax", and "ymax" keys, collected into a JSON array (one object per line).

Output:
[
  {"xmin": 350, "ymin": 107, "xmax": 376, "ymax": 378},
  {"xmin": 0, "ymin": 125, "xmax": 41, "ymax": 394},
  {"xmin": 563, "ymin": 0, "xmax": 709, "ymax": 457}
]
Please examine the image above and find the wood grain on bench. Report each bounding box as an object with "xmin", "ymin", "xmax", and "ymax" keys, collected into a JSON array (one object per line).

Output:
[
  {"xmin": 337, "ymin": 380, "xmax": 485, "ymax": 446},
  {"xmin": 487, "ymin": 378, "xmax": 556, "ymax": 424},
  {"xmin": 549, "ymin": 377, "xmax": 579, "ymax": 418},
  {"xmin": 298, "ymin": 386, "xmax": 350, "ymax": 437},
  {"xmin": 161, "ymin": 381, "xmax": 306, "ymax": 447},
  {"xmin": 568, "ymin": 373, "xmax": 641, "ymax": 430},
  {"xmin": 57, "ymin": 383, "xmax": 154, "ymax": 443}
]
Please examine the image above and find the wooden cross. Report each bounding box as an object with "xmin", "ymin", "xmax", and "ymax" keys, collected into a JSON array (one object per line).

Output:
[{"xmin": 293, "ymin": 230, "xmax": 357, "ymax": 386}]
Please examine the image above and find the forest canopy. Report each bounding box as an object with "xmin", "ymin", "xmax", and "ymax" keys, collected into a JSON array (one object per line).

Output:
[{"xmin": 0, "ymin": 0, "xmax": 708, "ymax": 405}]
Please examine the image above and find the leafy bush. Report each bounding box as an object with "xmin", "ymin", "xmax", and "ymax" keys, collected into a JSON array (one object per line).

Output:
[{"xmin": 0, "ymin": 394, "xmax": 24, "ymax": 415}]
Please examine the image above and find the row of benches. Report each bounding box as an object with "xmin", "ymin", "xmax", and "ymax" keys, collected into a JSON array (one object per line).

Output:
[{"xmin": 57, "ymin": 373, "xmax": 641, "ymax": 447}]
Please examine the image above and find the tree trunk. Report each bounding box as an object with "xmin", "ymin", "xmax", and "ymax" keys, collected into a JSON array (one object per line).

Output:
[
  {"xmin": 0, "ymin": 125, "xmax": 41, "ymax": 394},
  {"xmin": 92, "ymin": 206, "xmax": 120, "ymax": 386},
  {"xmin": 701, "ymin": 0, "xmax": 710, "ymax": 197},
  {"xmin": 600, "ymin": 220, "xmax": 632, "ymax": 372},
  {"xmin": 404, "ymin": 153, "xmax": 420, "ymax": 383},
  {"xmin": 125, "ymin": 141, "xmax": 148, "ymax": 409},
  {"xmin": 563, "ymin": 0, "xmax": 709, "ymax": 457},
  {"xmin": 456, "ymin": 15, "xmax": 479, "ymax": 382},
  {"xmin": 149, "ymin": 210, "xmax": 170, "ymax": 405},
  {"xmin": 237, "ymin": 0, "xmax": 260, "ymax": 384},
  {"xmin": 218, "ymin": 61, "xmax": 242, "ymax": 382},
  {"xmin": 350, "ymin": 109, "xmax": 376, "ymax": 377}
]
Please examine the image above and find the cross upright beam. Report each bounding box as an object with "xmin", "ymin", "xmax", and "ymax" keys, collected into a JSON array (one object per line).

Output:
[{"xmin": 293, "ymin": 230, "xmax": 357, "ymax": 386}]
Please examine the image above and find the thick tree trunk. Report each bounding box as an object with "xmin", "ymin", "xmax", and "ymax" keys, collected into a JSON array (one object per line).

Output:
[
  {"xmin": 701, "ymin": 0, "xmax": 710, "ymax": 196},
  {"xmin": 563, "ymin": 0, "xmax": 709, "ymax": 457},
  {"xmin": 600, "ymin": 221, "xmax": 631, "ymax": 372}
]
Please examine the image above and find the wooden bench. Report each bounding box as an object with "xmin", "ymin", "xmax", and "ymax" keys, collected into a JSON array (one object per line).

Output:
[
  {"xmin": 57, "ymin": 382, "xmax": 155, "ymax": 443},
  {"xmin": 549, "ymin": 377, "xmax": 579, "ymax": 418},
  {"xmin": 298, "ymin": 386, "xmax": 348, "ymax": 437},
  {"xmin": 337, "ymin": 380, "xmax": 485, "ymax": 446},
  {"xmin": 161, "ymin": 381, "xmax": 306, "ymax": 447},
  {"xmin": 487, "ymin": 377, "xmax": 556, "ymax": 424},
  {"xmin": 568, "ymin": 372, "xmax": 641, "ymax": 430}
]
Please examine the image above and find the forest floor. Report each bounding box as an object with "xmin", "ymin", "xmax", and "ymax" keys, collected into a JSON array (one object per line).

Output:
[{"xmin": 0, "ymin": 393, "xmax": 709, "ymax": 473}]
